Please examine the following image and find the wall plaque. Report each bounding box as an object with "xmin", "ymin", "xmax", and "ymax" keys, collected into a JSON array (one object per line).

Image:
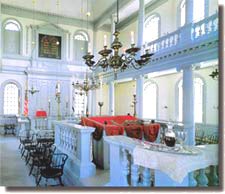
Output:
[{"xmin": 38, "ymin": 34, "xmax": 61, "ymax": 59}]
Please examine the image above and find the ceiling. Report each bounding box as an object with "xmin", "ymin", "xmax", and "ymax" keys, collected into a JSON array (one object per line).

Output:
[{"xmin": 1, "ymin": 0, "xmax": 153, "ymax": 26}]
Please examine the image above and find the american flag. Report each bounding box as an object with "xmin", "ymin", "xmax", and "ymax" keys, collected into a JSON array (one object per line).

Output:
[{"xmin": 24, "ymin": 91, "xmax": 28, "ymax": 117}]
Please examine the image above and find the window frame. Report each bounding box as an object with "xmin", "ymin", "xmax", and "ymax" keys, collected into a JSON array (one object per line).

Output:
[
  {"xmin": 73, "ymin": 30, "xmax": 89, "ymax": 62},
  {"xmin": 2, "ymin": 18, "xmax": 23, "ymax": 56},
  {"xmin": 0, "ymin": 80, "xmax": 22, "ymax": 116},
  {"xmin": 175, "ymin": 75, "xmax": 206, "ymax": 124},
  {"xmin": 144, "ymin": 13, "xmax": 161, "ymax": 44}
]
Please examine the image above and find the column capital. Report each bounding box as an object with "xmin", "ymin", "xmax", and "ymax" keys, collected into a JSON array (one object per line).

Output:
[{"xmin": 180, "ymin": 64, "xmax": 194, "ymax": 71}]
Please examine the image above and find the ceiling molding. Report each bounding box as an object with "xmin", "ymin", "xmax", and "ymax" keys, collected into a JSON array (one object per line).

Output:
[
  {"xmin": 1, "ymin": 3, "xmax": 94, "ymax": 29},
  {"xmin": 117, "ymin": 0, "xmax": 168, "ymax": 30},
  {"xmin": 93, "ymin": 0, "xmax": 132, "ymax": 30}
]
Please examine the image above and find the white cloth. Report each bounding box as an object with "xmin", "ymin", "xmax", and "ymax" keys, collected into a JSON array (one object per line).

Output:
[{"xmin": 133, "ymin": 144, "xmax": 218, "ymax": 183}]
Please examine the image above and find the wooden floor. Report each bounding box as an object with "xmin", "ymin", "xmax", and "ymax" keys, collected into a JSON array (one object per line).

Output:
[{"xmin": 0, "ymin": 135, "xmax": 36, "ymax": 187}]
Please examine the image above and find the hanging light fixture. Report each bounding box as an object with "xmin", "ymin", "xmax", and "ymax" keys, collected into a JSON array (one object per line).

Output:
[
  {"xmin": 83, "ymin": 0, "xmax": 153, "ymax": 79},
  {"xmin": 72, "ymin": 71, "xmax": 100, "ymax": 117},
  {"xmin": 71, "ymin": 0, "xmax": 100, "ymax": 117}
]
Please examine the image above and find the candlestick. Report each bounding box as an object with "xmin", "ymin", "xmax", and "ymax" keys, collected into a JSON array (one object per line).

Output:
[
  {"xmin": 130, "ymin": 31, "xmax": 135, "ymax": 44},
  {"xmin": 103, "ymin": 34, "xmax": 107, "ymax": 47},
  {"xmin": 98, "ymin": 102, "xmax": 104, "ymax": 116}
]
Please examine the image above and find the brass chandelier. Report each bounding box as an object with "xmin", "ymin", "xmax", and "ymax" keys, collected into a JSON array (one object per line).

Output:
[
  {"xmin": 83, "ymin": 0, "xmax": 153, "ymax": 79},
  {"xmin": 72, "ymin": 72, "xmax": 100, "ymax": 117}
]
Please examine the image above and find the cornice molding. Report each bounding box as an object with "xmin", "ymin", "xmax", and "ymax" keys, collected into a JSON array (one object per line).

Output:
[{"xmin": 1, "ymin": 3, "xmax": 94, "ymax": 29}]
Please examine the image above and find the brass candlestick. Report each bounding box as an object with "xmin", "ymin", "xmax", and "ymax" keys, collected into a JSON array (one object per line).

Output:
[
  {"xmin": 55, "ymin": 92, "xmax": 61, "ymax": 120},
  {"xmin": 98, "ymin": 102, "xmax": 104, "ymax": 116}
]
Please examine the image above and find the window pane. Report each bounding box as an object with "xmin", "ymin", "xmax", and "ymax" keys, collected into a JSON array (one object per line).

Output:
[
  {"xmin": 72, "ymin": 89, "xmax": 86, "ymax": 116},
  {"xmin": 180, "ymin": 0, "xmax": 186, "ymax": 27},
  {"xmin": 4, "ymin": 83, "xmax": 19, "ymax": 115},
  {"xmin": 5, "ymin": 22, "xmax": 20, "ymax": 31},
  {"xmin": 193, "ymin": 0, "xmax": 205, "ymax": 22},
  {"xmin": 74, "ymin": 33, "xmax": 88, "ymax": 62},
  {"xmin": 144, "ymin": 15, "xmax": 160, "ymax": 43}
]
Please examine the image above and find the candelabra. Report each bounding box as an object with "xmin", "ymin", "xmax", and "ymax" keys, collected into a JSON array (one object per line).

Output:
[
  {"xmin": 72, "ymin": 72, "xmax": 100, "ymax": 117},
  {"xmin": 98, "ymin": 102, "xmax": 104, "ymax": 116},
  {"xmin": 131, "ymin": 94, "xmax": 137, "ymax": 117}
]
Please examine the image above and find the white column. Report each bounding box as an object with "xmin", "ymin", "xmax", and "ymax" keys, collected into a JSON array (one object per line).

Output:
[
  {"xmin": 137, "ymin": 0, "xmax": 145, "ymax": 49},
  {"xmin": 108, "ymin": 81, "xmax": 115, "ymax": 115},
  {"xmin": 182, "ymin": 65, "xmax": 195, "ymax": 145},
  {"xmin": 185, "ymin": 0, "xmax": 194, "ymax": 24},
  {"xmin": 136, "ymin": 75, "xmax": 144, "ymax": 118},
  {"xmin": 111, "ymin": 14, "xmax": 116, "ymax": 44}
]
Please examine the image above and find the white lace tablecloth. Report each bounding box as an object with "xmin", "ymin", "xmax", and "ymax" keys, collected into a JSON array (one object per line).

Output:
[{"xmin": 133, "ymin": 144, "xmax": 218, "ymax": 183}]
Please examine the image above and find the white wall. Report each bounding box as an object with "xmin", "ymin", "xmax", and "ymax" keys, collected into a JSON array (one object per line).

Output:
[{"xmin": 110, "ymin": 66, "xmax": 218, "ymax": 125}]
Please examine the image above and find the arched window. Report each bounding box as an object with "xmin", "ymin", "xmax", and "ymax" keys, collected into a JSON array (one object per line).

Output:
[
  {"xmin": 72, "ymin": 88, "xmax": 86, "ymax": 117},
  {"xmin": 3, "ymin": 19, "xmax": 21, "ymax": 55},
  {"xmin": 143, "ymin": 80, "xmax": 157, "ymax": 119},
  {"xmin": 3, "ymin": 83, "xmax": 20, "ymax": 115},
  {"xmin": 177, "ymin": 77, "xmax": 204, "ymax": 123},
  {"xmin": 144, "ymin": 14, "xmax": 160, "ymax": 43},
  {"xmin": 179, "ymin": 0, "xmax": 186, "ymax": 27},
  {"xmin": 178, "ymin": 0, "xmax": 205, "ymax": 27},
  {"xmin": 74, "ymin": 31, "xmax": 89, "ymax": 62}
]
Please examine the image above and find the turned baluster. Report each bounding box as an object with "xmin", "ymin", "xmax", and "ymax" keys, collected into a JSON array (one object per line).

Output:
[
  {"xmin": 129, "ymin": 152, "xmax": 139, "ymax": 186},
  {"xmin": 142, "ymin": 167, "xmax": 151, "ymax": 187},
  {"xmin": 209, "ymin": 165, "xmax": 219, "ymax": 186},
  {"xmin": 121, "ymin": 148, "xmax": 130, "ymax": 186},
  {"xmin": 196, "ymin": 169, "xmax": 208, "ymax": 187},
  {"xmin": 189, "ymin": 172, "xmax": 197, "ymax": 187},
  {"xmin": 211, "ymin": 20, "xmax": 215, "ymax": 32},
  {"xmin": 199, "ymin": 25, "xmax": 203, "ymax": 36},
  {"xmin": 192, "ymin": 26, "xmax": 196, "ymax": 39},
  {"xmin": 205, "ymin": 22, "xmax": 209, "ymax": 35}
]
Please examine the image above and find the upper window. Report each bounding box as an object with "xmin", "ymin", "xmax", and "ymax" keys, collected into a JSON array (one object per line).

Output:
[
  {"xmin": 74, "ymin": 31, "xmax": 89, "ymax": 62},
  {"xmin": 144, "ymin": 14, "xmax": 160, "ymax": 43},
  {"xmin": 3, "ymin": 83, "xmax": 20, "ymax": 115},
  {"xmin": 177, "ymin": 77, "xmax": 204, "ymax": 123},
  {"xmin": 143, "ymin": 80, "xmax": 157, "ymax": 119},
  {"xmin": 179, "ymin": 0, "xmax": 186, "ymax": 27},
  {"xmin": 3, "ymin": 19, "xmax": 21, "ymax": 55},
  {"xmin": 178, "ymin": 0, "xmax": 205, "ymax": 27}
]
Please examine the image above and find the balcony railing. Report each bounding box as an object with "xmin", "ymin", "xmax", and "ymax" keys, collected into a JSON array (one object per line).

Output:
[{"xmin": 146, "ymin": 13, "xmax": 218, "ymax": 54}]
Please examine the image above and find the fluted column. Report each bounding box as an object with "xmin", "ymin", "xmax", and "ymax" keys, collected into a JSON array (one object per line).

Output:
[
  {"xmin": 108, "ymin": 81, "xmax": 115, "ymax": 115},
  {"xmin": 137, "ymin": 0, "xmax": 145, "ymax": 58},
  {"xmin": 136, "ymin": 75, "xmax": 144, "ymax": 118},
  {"xmin": 182, "ymin": 65, "xmax": 195, "ymax": 145},
  {"xmin": 182, "ymin": 65, "xmax": 197, "ymax": 187}
]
